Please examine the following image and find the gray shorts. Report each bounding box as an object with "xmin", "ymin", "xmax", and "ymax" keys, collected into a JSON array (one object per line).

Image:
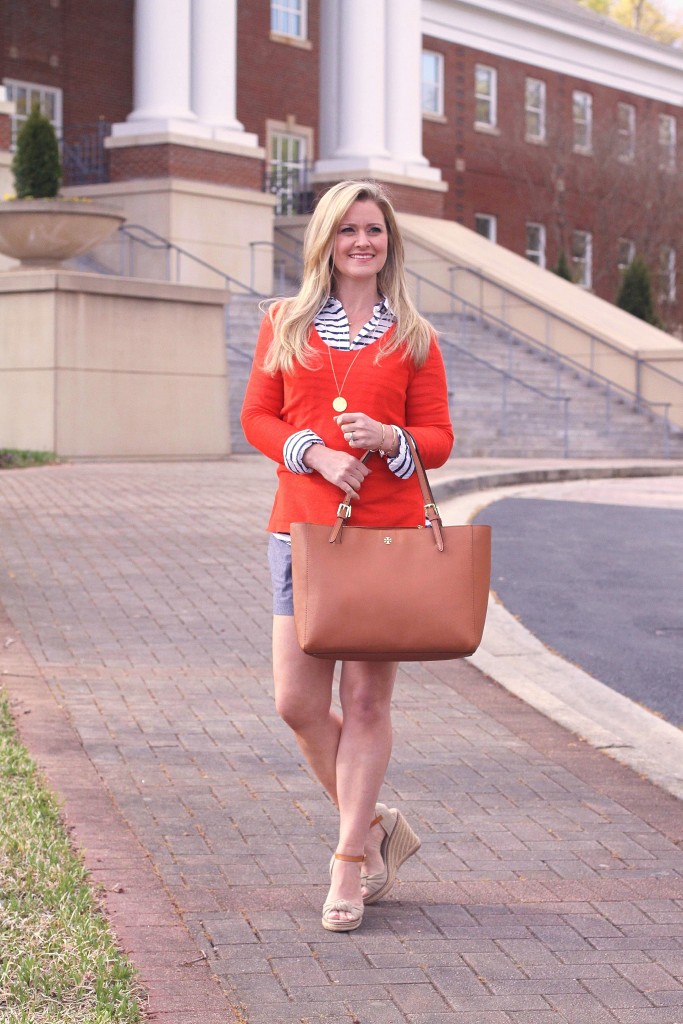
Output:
[{"xmin": 268, "ymin": 534, "xmax": 294, "ymax": 615}]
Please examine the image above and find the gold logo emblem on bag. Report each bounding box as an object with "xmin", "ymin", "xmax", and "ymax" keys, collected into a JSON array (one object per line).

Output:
[{"xmin": 383, "ymin": 536, "xmax": 393, "ymax": 545}]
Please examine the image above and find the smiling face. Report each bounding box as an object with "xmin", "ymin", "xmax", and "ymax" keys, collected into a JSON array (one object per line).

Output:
[{"xmin": 332, "ymin": 200, "xmax": 389, "ymax": 287}]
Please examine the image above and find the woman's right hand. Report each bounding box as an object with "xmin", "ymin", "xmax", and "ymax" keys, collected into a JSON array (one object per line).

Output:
[{"xmin": 302, "ymin": 445, "xmax": 370, "ymax": 500}]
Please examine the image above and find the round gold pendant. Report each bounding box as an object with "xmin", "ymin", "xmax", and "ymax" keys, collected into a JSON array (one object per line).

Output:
[{"xmin": 332, "ymin": 396, "xmax": 348, "ymax": 412}]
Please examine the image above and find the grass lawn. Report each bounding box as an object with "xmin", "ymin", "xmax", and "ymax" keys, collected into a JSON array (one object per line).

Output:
[{"xmin": 0, "ymin": 692, "xmax": 143, "ymax": 1023}]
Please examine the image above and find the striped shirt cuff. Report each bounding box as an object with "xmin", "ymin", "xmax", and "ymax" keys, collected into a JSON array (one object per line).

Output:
[
  {"xmin": 284, "ymin": 430, "xmax": 324, "ymax": 474},
  {"xmin": 386, "ymin": 427, "xmax": 415, "ymax": 479}
]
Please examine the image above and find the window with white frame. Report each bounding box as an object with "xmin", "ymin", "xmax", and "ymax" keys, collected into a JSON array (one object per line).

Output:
[
  {"xmin": 617, "ymin": 238, "xmax": 635, "ymax": 273},
  {"xmin": 270, "ymin": 0, "xmax": 307, "ymax": 40},
  {"xmin": 474, "ymin": 213, "xmax": 497, "ymax": 243},
  {"xmin": 660, "ymin": 245, "xmax": 676, "ymax": 301},
  {"xmin": 269, "ymin": 129, "xmax": 309, "ymax": 214},
  {"xmin": 475, "ymin": 65, "xmax": 497, "ymax": 129},
  {"xmin": 3, "ymin": 79, "xmax": 62, "ymax": 146},
  {"xmin": 572, "ymin": 230, "xmax": 592, "ymax": 288},
  {"xmin": 659, "ymin": 114, "xmax": 676, "ymax": 171},
  {"xmin": 572, "ymin": 91, "xmax": 592, "ymax": 153},
  {"xmin": 525, "ymin": 78, "xmax": 546, "ymax": 142},
  {"xmin": 422, "ymin": 51, "xmax": 444, "ymax": 117},
  {"xmin": 617, "ymin": 103, "xmax": 636, "ymax": 162},
  {"xmin": 526, "ymin": 223, "xmax": 546, "ymax": 268}
]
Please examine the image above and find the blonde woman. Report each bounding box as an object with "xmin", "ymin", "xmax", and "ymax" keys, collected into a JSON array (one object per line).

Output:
[{"xmin": 241, "ymin": 180, "xmax": 453, "ymax": 931}]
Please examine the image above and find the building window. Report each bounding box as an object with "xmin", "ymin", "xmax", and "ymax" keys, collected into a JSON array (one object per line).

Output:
[
  {"xmin": 660, "ymin": 246, "xmax": 676, "ymax": 301},
  {"xmin": 270, "ymin": 0, "xmax": 307, "ymax": 40},
  {"xmin": 526, "ymin": 223, "xmax": 546, "ymax": 267},
  {"xmin": 617, "ymin": 238, "xmax": 635, "ymax": 272},
  {"xmin": 525, "ymin": 78, "xmax": 546, "ymax": 143},
  {"xmin": 475, "ymin": 65, "xmax": 497, "ymax": 129},
  {"xmin": 475, "ymin": 213, "xmax": 497, "ymax": 243},
  {"xmin": 659, "ymin": 114, "xmax": 676, "ymax": 171},
  {"xmin": 3, "ymin": 79, "xmax": 62, "ymax": 146},
  {"xmin": 572, "ymin": 230, "xmax": 593, "ymax": 288},
  {"xmin": 422, "ymin": 51, "xmax": 444, "ymax": 117},
  {"xmin": 617, "ymin": 103, "xmax": 636, "ymax": 162},
  {"xmin": 572, "ymin": 91, "xmax": 592, "ymax": 153},
  {"xmin": 268, "ymin": 128, "xmax": 310, "ymax": 215}
]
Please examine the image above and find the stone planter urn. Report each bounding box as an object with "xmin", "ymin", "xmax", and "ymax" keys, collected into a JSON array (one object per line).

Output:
[{"xmin": 0, "ymin": 199, "xmax": 125, "ymax": 267}]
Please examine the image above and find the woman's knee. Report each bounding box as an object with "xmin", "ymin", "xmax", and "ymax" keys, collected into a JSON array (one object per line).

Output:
[
  {"xmin": 341, "ymin": 688, "xmax": 392, "ymax": 726},
  {"xmin": 275, "ymin": 691, "xmax": 310, "ymax": 730},
  {"xmin": 274, "ymin": 679, "xmax": 330, "ymax": 731}
]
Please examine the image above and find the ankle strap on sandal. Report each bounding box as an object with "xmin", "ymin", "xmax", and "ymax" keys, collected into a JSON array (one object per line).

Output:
[
  {"xmin": 369, "ymin": 814, "xmax": 383, "ymax": 829},
  {"xmin": 334, "ymin": 852, "xmax": 366, "ymax": 863}
]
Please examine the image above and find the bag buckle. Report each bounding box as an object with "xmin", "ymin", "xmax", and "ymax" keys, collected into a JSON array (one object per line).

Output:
[
  {"xmin": 424, "ymin": 502, "xmax": 441, "ymax": 517},
  {"xmin": 337, "ymin": 502, "xmax": 352, "ymax": 519}
]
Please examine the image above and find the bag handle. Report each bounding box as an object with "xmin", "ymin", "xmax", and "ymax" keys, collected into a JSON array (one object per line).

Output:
[{"xmin": 330, "ymin": 429, "xmax": 444, "ymax": 551}]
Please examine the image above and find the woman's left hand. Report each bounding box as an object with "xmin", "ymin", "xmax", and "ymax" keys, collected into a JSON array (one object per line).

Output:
[{"xmin": 334, "ymin": 412, "xmax": 384, "ymax": 451}]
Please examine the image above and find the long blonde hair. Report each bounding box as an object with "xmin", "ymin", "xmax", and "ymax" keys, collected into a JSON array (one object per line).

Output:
[{"xmin": 263, "ymin": 180, "xmax": 433, "ymax": 374}]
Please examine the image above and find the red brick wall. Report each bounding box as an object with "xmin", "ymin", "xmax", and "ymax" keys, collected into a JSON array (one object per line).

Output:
[
  {"xmin": 63, "ymin": 0, "xmax": 133, "ymax": 128},
  {"xmin": 109, "ymin": 144, "xmax": 264, "ymax": 190},
  {"xmin": 313, "ymin": 178, "xmax": 445, "ymax": 219},
  {"xmin": 237, "ymin": 0, "xmax": 320, "ymax": 156},
  {"xmin": 423, "ymin": 35, "xmax": 683, "ymax": 325},
  {"xmin": 0, "ymin": 0, "xmax": 133, "ymax": 127}
]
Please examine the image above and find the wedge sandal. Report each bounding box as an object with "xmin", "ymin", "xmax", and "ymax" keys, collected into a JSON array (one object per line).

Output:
[{"xmin": 362, "ymin": 803, "xmax": 421, "ymax": 905}]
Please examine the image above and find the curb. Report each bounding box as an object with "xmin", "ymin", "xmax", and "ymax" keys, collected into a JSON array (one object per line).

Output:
[
  {"xmin": 431, "ymin": 459, "xmax": 683, "ymax": 505},
  {"xmin": 433, "ymin": 462, "xmax": 683, "ymax": 803}
]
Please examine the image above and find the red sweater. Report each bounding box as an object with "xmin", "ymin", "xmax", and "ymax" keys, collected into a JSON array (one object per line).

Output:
[{"xmin": 241, "ymin": 316, "xmax": 454, "ymax": 532}]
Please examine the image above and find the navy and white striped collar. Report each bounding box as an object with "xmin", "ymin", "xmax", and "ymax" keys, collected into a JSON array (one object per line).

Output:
[
  {"xmin": 316, "ymin": 295, "xmax": 395, "ymax": 319},
  {"xmin": 314, "ymin": 295, "xmax": 396, "ymax": 350}
]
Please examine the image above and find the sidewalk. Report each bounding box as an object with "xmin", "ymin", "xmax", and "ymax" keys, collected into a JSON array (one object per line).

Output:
[{"xmin": 1, "ymin": 456, "xmax": 683, "ymax": 1024}]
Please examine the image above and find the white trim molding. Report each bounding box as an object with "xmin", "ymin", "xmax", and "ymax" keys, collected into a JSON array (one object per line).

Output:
[{"xmin": 423, "ymin": 0, "xmax": 683, "ymax": 105}]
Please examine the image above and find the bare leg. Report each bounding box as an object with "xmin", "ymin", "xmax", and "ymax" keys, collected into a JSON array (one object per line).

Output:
[
  {"xmin": 271, "ymin": 616, "xmax": 398, "ymax": 923},
  {"xmin": 325, "ymin": 659, "xmax": 398, "ymax": 920},
  {"xmin": 272, "ymin": 615, "xmax": 340, "ymax": 801}
]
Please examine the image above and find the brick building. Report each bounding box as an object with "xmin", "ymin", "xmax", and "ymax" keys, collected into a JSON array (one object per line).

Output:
[{"xmin": 1, "ymin": 0, "xmax": 683, "ymax": 323}]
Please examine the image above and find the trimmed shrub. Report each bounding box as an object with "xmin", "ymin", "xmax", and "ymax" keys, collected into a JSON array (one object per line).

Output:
[
  {"xmin": 554, "ymin": 250, "xmax": 573, "ymax": 281},
  {"xmin": 11, "ymin": 104, "xmax": 62, "ymax": 199},
  {"xmin": 616, "ymin": 256, "xmax": 661, "ymax": 327}
]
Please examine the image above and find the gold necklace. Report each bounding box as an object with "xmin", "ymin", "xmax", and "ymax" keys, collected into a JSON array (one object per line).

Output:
[{"xmin": 328, "ymin": 344, "xmax": 367, "ymax": 412}]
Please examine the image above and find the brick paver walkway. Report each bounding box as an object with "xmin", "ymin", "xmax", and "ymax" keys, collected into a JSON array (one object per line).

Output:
[{"xmin": 1, "ymin": 459, "xmax": 683, "ymax": 1024}]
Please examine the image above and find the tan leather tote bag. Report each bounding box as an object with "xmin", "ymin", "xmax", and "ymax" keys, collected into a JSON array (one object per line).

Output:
[{"xmin": 290, "ymin": 432, "xmax": 491, "ymax": 661}]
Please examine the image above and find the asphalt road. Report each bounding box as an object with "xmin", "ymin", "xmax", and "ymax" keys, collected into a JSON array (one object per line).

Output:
[{"xmin": 473, "ymin": 496, "xmax": 683, "ymax": 726}]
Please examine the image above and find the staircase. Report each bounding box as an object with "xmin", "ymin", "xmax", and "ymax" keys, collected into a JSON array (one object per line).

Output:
[
  {"xmin": 431, "ymin": 313, "xmax": 683, "ymax": 458},
  {"xmin": 226, "ymin": 295, "xmax": 268, "ymax": 454},
  {"xmin": 227, "ymin": 298, "xmax": 683, "ymax": 458}
]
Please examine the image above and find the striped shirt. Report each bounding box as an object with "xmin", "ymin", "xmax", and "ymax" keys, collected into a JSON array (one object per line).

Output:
[{"xmin": 283, "ymin": 296, "xmax": 415, "ymax": 480}]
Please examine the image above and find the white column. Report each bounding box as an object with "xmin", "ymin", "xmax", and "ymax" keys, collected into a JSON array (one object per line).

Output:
[
  {"xmin": 116, "ymin": 0, "xmax": 198, "ymax": 136},
  {"xmin": 191, "ymin": 0, "xmax": 259, "ymax": 145},
  {"xmin": 385, "ymin": 0, "xmax": 428, "ymax": 169},
  {"xmin": 316, "ymin": 0, "xmax": 440, "ymax": 182},
  {"xmin": 318, "ymin": 0, "xmax": 339, "ymax": 161},
  {"xmin": 335, "ymin": 0, "xmax": 389, "ymax": 159}
]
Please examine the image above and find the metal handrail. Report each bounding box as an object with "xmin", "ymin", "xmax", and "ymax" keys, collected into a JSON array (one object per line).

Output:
[
  {"xmin": 407, "ymin": 267, "xmax": 673, "ymax": 433},
  {"xmin": 249, "ymin": 239, "xmax": 303, "ymax": 291},
  {"xmin": 273, "ymin": 225, "xmax": 306, "ymax": 250},
  {"xmin": 118, "ymin": 224, "xmax": 261, "ymax": 295},
  {"xmin": 447, "ymin": 261, "xmax": 682, "ymax": 404},
  {"xmin": 438, "ymin": 333, "xmax": 571, "ymax": 457}
]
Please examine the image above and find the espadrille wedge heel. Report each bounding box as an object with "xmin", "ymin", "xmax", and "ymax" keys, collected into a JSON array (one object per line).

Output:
[{"xmin": 363, "ymin": 803, "xmax": 421, "ymax": 905}]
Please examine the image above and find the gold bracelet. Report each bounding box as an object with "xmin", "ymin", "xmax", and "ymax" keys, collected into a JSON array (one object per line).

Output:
[
  {"xmin": 379, "ymin": 423, "xmax": 394, "ymax": 459},
  {"xmin": 371, "ymin": 423, "xmax": 386, "ymax": 454}
]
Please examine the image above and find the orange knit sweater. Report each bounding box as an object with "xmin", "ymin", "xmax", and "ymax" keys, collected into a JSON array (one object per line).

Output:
[{"xmin": 241, "ymin": 316, "xmax": 454, "ymax": 532}]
